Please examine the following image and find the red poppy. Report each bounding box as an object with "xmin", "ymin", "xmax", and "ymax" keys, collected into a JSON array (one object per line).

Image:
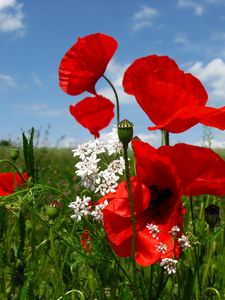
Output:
[
  {"xmin": 123, "ymin": 55, "xmax": 225, "ymax": 133},
  {"xmin": 157, "ymin": 143, "xmax": 225, "ymax": 196},
  {"xmin": 81, "ymin": 229, "xmax": 92, "ymax": 252},
  {"xmin": 69, "ymin": 95, "xmax": 114, "ymax": 138},
  {"xmin": 99, "ymin": 139, "xmax": 225, "ymax": 265},
  {"xmin": 99, "ymin": 141, "xmax": 184, "ymax": 266},
  {"xmin": 0, "ymin": 172, "xmax": 28, "ymax": 196},
  {"xmin": 59, "ymin": 33, "xmax": 118, "ymax": 96}
]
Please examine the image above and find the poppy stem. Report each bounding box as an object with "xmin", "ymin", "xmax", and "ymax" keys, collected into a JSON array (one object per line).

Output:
[
  {"xmin": 0, "ymin": 159, "xmax": 27, "ymax": 183},
  {"xmin": 161, "ymin": 130, "xmax": 170, "ymax": 146},
  {"xmin": 123, "ymin": 144, "xmax": 138, "ymax": 298},
  {"xmin": 189, "ymin": 196, "xmax": 201, "ymax": 295},
  {"xmin": 103, "ymin": 75, "xmax": 120, "ymax": 124}
]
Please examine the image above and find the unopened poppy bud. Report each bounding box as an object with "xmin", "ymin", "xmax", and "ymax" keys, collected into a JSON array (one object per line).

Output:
[
  {"xmin": 118, "ymin": 119, "xmax": 133, "ymax": 146},
  {"xmin": 47, "ymin": 200, "xmax": 60, "ymax": 220},
  {"xmin": 10, "ymin": 148, "xmax": 20, "ymax": 161},
  {"xmin": 204, "ymin": 204, "xmax": 220, "ymax": 229}
]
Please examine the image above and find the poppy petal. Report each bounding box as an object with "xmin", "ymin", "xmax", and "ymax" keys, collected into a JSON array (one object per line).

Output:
[
  {"xmin": 158, "ymin": 143, "xmax": 225, "ymax": 196},
  {"xmin": 123, "ymin": 55, "xmax": 179, "ymax": 95},
  {"xmin": 0, "ymin": 172, "xmax": 28, "ymax": 196},
  {"xmin": 130, "ymin": 69, "xmax": 207, "ymax": 127},
  {"xmin": 69, "ymin": 95, "xmax": 114, "ymax": 138},
  {"xmin": 123, "ymin": 55, "xmax": 211, "ymax": 133},
  {"xmin": 59, "ymin": 33, "xmax": 118, "ymax": 95},
  {"xmin": 148, "ymin": 106, "xmax": 225, "ymax": 133}
]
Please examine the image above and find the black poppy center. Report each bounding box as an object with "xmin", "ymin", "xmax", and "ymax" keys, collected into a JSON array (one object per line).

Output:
[{"xmin": 149, "ymin": 185, "xmax": 172, "ymax": 209}]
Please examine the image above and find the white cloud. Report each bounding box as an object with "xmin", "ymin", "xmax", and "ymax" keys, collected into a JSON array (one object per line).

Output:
[
  {"xmin": 174, "ymin": 32, "xmax": 189, "ymax": 45},
  {"xmin": 12, "ymin": 103, "xmax": 66, "ymax": 117},
  {"xmin": 0, "ymin": 0, "xmax": 25, "ymax": 34},
  {"xmin": 132, "ymin": 6, "xmax": 158, "ymax": 31},
  {"xmin": 98, "ymin": 59, "xmax": 135, "ymax": 105},
  {"xmin": 177, "ymin": 0, "xmax": 205, "ymax": 16},
  {"xmin": 188, "ymin": 58, "xmax": 225, "ymax": 104},
  {"xmin": 136, "ymin": 132, "xmax": 161, "ymax": 147},
  {"xmin": 31, "ymin": 72, "xmax": 43, "ymax": 87},
  {"xmin": 0, "ymin": 73, "xmax": 16, "ymax": 91}
]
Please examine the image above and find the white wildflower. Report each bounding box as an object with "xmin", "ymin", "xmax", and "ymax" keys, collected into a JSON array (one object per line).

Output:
[
  {"xmin": 160, "ymin": 258, "xmax": 178, "ymax": 275},
  {"xmin": 72, "ymin": 141, "xmax": 93, "ymax": 160},
  {"xmin": 95, "ymin": 169, "xmax": 120, "ymax": 196},
  {"xmin": 178, "ymin": 235, "xmax": 191, "ymax": 250},
  {"xmin": 169, "ymin": 226, "xmax": 181, "ymax": 237},
  {"xmin": 108, "ymin": 157, "xmax": 125, "ymax": 176},
  {"xmin": 105, "ymin": 126, "xmax": 123, "ymax": 155},
  {"xmin": 89, "ymin": 139, "xmax": 106, "ymax": 155},
  {"xmin": 75, "ymin": 154, "xmax": 100, "ymax": 177},
  {"xmin": 91, "ymin": 200, "xmax": 109, "ymax": 222},
  {"xmin": 69, "ymin": 196, "xmax": 91, "ymax": 221},
  {"xmin": 156, "ymin": 242, "xmax": 167, "ymax": 254},
  {"xmin": 80, "ymin": 174, "xmax": 98, "ymax": 191},
  {"xmin": 146, "ymin": 223, "xmax": 160, "ymax": 239}
]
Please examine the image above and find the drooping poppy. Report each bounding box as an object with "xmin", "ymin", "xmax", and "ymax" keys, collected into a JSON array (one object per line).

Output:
[
  {"xmin": 69, "ymin": 95, "xmax": 114, "ymax": 138},
  {"xmin": 0, "ymin": 172, "xmax": 28, "ymax": 196},
  {"xmin": 99, "ymin": 142, "xmax": 184, "ymax": 266},
  {"xmin": 123, "ymin": 55, "xmax": 225, "ymax": 133},
  {"xmin": 59, "ymin": 33, "xmax": 118, "ymax": 96}
]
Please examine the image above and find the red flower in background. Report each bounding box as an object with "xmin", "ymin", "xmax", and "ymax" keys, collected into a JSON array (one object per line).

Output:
[
  {"xmin": 123, "ymin": 55, "xmax": 225, "ymax": 133},
  {"xmin": 59, "ymin": 33, "xmax": 118, "ymax": 96},
  {"xmin": 99, "ymin": 143, "xmax": 184, "ymax": 266},
  {"xmin": 0, "ymin": 172, "xmax": 28, "ymax": 196},
  {"xmin": 81, "ymin": 229, "xmax": 92, "ymax": 252},
  {"xmin": 69, "ymin": 95, "xmax": 114, "ymax": 138}
]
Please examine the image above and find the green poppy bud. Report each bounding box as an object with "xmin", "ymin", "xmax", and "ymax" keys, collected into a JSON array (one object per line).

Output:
[
  {"xmin": 47, "ymin": 201, "xmax": 60, "ymax": 220},
  {"xmin": 118, "ymin": 119, "xmax": 134, "ymax": 146},
  {"xmin": 204, "ymin": 204, "xmax": 220, "ymax": 229},
  {"xmin": 10, "ymin": 148, "xmax": 20, "ymax": 161}
]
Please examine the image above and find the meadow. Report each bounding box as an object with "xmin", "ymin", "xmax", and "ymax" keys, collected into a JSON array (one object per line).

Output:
[
  {"xmin": 0, "ymin": 129, "xmax": 225, "ymax": 300},
  {"xmin": 1, "ymin": 32, "xmax": 225, "ymax": 300}
]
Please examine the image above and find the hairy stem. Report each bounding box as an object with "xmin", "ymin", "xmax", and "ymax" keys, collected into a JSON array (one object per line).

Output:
[
  {"xmin": 123, "ymin": 145, "xmax": 138, "ymax": 298},
  {"xmin": 103, "ymin": 75, "xmax": 120, "ymax": 124}
]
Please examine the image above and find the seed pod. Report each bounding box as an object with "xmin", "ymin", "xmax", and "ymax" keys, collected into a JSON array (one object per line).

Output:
[
  {"xmin": 204, "ymin": 204, "xmax": 220, "ymax": 229},
  {"xmin": 10, "ymin": 148, "xmax": 20, "ymax": 161},
  {"xmin": 46, "ymin": 200, "xmax": 60, "ymax": 220},
  {"xmin": 118, "ymin": 119, "xmax": 134, "ymax": 147}
]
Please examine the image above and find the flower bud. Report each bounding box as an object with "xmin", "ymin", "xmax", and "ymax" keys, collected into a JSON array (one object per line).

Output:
[
  {"xmin": 10, "ymin": 148, "xmax": 20, "ymax": 161},
  {"xmin": 204, "ymin": 204, "xmax": 220, "ymax": 229},
  {"xmin": 46, "ymin": 200, "xmax": 60, "ymax": 220},
  {"xmin": 117, "ymin": 119, "xmax": 133, "ymax": 146}
]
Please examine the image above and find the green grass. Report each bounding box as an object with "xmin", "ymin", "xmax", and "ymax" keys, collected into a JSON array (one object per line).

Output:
[{"xmin": 0, "ymin": 145, "xmax": 225, "ymax": 299}]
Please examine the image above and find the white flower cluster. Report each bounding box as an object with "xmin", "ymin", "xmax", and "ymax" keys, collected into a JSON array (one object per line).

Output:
[
  {"xmin": 146, "ymin": 223, "xmax": 160, "ymax": 239},
  {"xmin": 72, "ymin": 126, "xmax": 124, "ymax": 196},
  {"xmin": 68, "ymin": 196, "xmax": 91, "ymax": 221},
  {"xmin": 69, "ymin": 196, "xmax": 108, "ymax": 223},
  {"xmin": 91, "ymin": 200, "xmax": 109, "ymax": 222},
  {"xmin": 178, "ymin": 235, "xmax": 191, "ymax": 250},
  {"xmin": 156, "ymin": 242, "xmax": 167, "ymax": 254},
  {"xmin": 160, "ymin": 258, "xmax": 178, "ymax": 275},
  {"xmin": 169, "ymin": 226, "xmax": 181, "ymax": 237}
]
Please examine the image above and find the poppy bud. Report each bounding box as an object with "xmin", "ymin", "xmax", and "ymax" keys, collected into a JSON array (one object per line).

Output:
[
  {"xmin": 204, "ymin": 204, "xmax": 220, "ymax": 229},
  {"xmin": 118, "ymin": 119, "xmax": 133, "ymax": 146},
  {"xmin": 47, "ymin": 200, "xmax": 60, "ymax": 220},
  {"xmin": 10, "ymin": 148, "xmax": 20, "ymax": 161}
]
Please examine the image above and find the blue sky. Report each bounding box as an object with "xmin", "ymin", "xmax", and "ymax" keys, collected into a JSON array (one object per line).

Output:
[{"xmin": 1, "ymin": 0, "xmax": 225, "ymax": 147}]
